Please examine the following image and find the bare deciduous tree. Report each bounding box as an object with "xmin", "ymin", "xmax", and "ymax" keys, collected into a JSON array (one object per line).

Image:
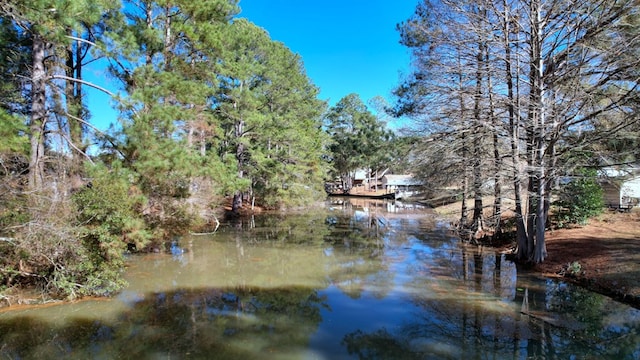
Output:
[{"xmin": 395, "ymin": 0, "xmax": 640, "ymax": 262}]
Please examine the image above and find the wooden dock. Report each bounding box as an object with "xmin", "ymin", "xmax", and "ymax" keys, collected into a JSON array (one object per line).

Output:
[{"xmin": 328, "ymin": 187, "xmax": 395, "ymax": 199}]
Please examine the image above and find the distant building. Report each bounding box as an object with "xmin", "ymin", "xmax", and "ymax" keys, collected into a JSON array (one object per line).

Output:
[
  {"xmin": 599, "ymin": 166, "xmax": 640, "ymax": 210},
  {"xmin": 381, "ymin": 174, "xmax": 424, "ymax": 199},
  {"xmin": 353, "ymin": 169, "xmax": 369, "ymax": 187}
]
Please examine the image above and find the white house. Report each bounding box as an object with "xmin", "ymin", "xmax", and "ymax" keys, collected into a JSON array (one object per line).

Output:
[
  {"xmin": 381, "ymin": 174, "xmax": 424, "ymax": 199},
  {"xmin": 599, "ymin": 166, "xmax": 640, "ymax": 210}
]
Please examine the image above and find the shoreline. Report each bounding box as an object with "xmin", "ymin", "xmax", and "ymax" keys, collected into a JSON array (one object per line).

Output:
[
  {"xmin": 3, "ymin": 201, "xmax": 639, "ymax": 311},
  {"xmin": 432, "ymin": 199, "xmax": 640, "ymax": 310}
]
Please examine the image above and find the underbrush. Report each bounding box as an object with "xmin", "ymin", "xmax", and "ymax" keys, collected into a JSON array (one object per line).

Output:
[
  {"xmin": 0, "ymin": 198, "xmax": 109, "ymax": 300},
  {"xmin": 0, "ymin": 163, "xmax": 216, "ymax": 303},
  {"xmin": 0, "ymin": 165, "xmax": 143, "ymax": 301}
]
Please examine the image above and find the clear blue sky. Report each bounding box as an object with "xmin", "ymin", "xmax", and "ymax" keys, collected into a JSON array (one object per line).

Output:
[
  {"xmin": 239, "ymin": 0, "xmax": 418, "ymax": 105},
  {"xmin": 238, "ymin": 1, "xmax": 416, "ymax": 109},
  {"xmin": 87, "ymin": 1, "xmax": 417, "ymax": 131}
]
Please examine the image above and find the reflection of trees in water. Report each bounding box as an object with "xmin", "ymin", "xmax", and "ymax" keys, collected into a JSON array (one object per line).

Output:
[
  {"xmin": 224, "ymin": 211, "xmax": 333, "ymax": 245},
  {"xmin": 4, "ymin": 206, "xmax": 640, "ymax": 359},
  {"xmin": 342, "ymin": 246, "xmax": 640, "ymax": 359},
  {"xmin": 0, "ymin": 286, "xmax": 327, "ymax": 359},
  {"xmin": 324, "ymin": 199, "xmax": 438, "ymax": 300},
  {"xmin": 325, "ymin": 209, "xmax": 389, "ymax": 248},
  {"xmin": 541, "ymin": 282, "xmax": 640, "ymax": 356},
  {"xmin": 322, "ymin": 217, "xmax": 393, "ymax": 299},
  {"xmin": 199, "ymin": 208, "xmax": 401, "ymax": 300},
  {"xmin": 323, "ymin": 201, "xmax": 394, "ymax": 299},
  {"xmin": 175, "ymin": 207, "xmax": 404, "ymax": 300},
  {"xmin": 342, "ymin": 328, "xmax": 422, "ymax": 360},
  {"xmin": 327, "ymin": 197, "xmax": 437, "ymax": 237}
]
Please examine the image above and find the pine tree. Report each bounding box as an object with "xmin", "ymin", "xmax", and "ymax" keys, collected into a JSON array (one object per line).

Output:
[
  {"xmin": 110, "ymin": 0, "xmax": 239, "ymax": 233},
  {"xmin": 213, "ymin": 19, "xmax": 329, "ymax": 211},
  {"xmin": 249, "ymin": 40, "xmax": 329, "ymax": 208},
  {"xmin": 325, "ymin": 94, "xmax": 390, "ymax": 193},
  {"xmin": 0, "ymin": 0, "xmax": 119, "ymax": 190}
]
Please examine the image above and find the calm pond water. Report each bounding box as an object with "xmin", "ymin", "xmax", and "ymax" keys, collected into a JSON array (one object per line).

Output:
[{"xmin": 1, "ymin": 197, "xmax": 639, "ymax": 359}]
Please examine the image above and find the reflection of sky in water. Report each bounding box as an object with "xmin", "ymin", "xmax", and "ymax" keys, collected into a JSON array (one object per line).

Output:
[{"xmin": 311, "ymin": 285, "xmax": 422, "ymax": 359}]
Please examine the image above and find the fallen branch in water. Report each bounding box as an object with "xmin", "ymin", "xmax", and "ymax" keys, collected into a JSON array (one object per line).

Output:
[{"xmin": 190, "ymin": 215, "xmax": 220, "ymax": 235}]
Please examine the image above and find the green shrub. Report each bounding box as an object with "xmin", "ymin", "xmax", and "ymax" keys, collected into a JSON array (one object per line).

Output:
[
  {"xmin": 0, "ymin": 154, "xmax": 154, "ymax": 299},
  {"xmin": 567, "ymin": 261, "xmax": 582, "ymax": 276},
  {"xmin": 554, "ymin": 168, "xmax": 604, "ymax": 228},
  {"xmin": 72, "ymin": 162, "xmax": 151, "ymax": 296}
]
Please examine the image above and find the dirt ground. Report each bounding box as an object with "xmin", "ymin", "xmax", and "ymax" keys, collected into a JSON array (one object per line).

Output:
[{"xmin": 534, "ymin": 210, "xmax": 640, "ymax": 308}]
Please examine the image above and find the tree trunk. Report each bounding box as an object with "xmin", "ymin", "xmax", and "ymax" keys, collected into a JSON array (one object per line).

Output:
[
  {"xmin": 232, "ymin": 191, "xmax": 243, "ymax": 215},
  {"xmin": 460, "ymin": 130, "xmax": 469, "ymax": 230},
  {"xmin": 66, "ymin": 30, "xmax": 85, "ymax": 173},
  {"xmin": 29, "ymin": 34, "xmax": 47, "ymax": 191},
  {"xmin": 529, "ymin": 0, "xmax": 547, "ymax": 263},
  {"xmin": 472, "ymin": 131, "xmax": 483, "ymax": 232},
  {"xmin": 232, "ymin": 118, "xmax": 245, "ymax": 215},
  {"xmin": 457, "ymin": 57, "xmax": 469, "ymax": 230},
  {"xmin": 163, "ymin": 4, "xmax": 173, "ymax": 68},
  {"xmin": 486, "ymin": 35, "xmax": 501, "ymax": 233},
  {"xmin": 145, "ymin": 4, "xmax": 153, "ymax": 66},
  {"xmin": 502, "ymin": 1, "xmax": 529, "ymax": 260},
  {"xmin": 471, "ymin": 27, "xmax": 485, "ymax": 233}
]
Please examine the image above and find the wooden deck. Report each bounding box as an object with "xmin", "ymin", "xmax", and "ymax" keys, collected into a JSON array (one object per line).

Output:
[{"xmin": 328, "ymin": 187, "xmax": 395, "ymax": 199}]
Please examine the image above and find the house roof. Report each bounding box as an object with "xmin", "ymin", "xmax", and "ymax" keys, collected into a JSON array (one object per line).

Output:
[
  {"xmin": 354, "ymin": 169, "xmax": 368, "ymax": 180},
  {"xmin": 382, "ymin": 174, "xmax": 423, "ymax": 186},
  {"xmin": 599, "ymin": 165, "xmax": 640, "ymax": 179},
  {"xmin": 353, "ymin": 168, "xmax": 389, "ymax": 180}
]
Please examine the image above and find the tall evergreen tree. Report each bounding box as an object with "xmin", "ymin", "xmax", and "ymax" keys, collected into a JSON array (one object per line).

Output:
[
  {"xmin": 214, "ymin": 19, "xmax": 328, "ymax": 212},
  {"xmin": 0, "ymin": 17, "xmax": 29, "ymax": 156},
  {"xmin": 0, "ymin": 0, "xmax": 118, "ymax": 190},
  {"xmin": 108, "ymin": 0, "xmax": 239, "ymax": 233},
  {"xmin": 213, "ymin": 19, "xmax": 270, "ymax": 214},
  {"xmin": 325, "ymin": 94, "xmax": 390, "ymax": 192},
  {"xmin": 249, "ymin": 41, "xmax": 329, "ymax": 208}
]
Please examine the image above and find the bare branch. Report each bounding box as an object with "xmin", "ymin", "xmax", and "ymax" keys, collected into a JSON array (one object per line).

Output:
[
  {"xmin": 51, "ymin": 74, "xmax": 115, "ymax": 97},
  {"xmin": 64, "ymin": 35, "xmax": 99, "ymax": 48}
]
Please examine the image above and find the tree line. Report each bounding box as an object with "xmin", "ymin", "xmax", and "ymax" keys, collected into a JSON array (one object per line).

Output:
[
  {"xmin": 0, "ymin": 0, "xmax": 396, "ymax": 299},
  {"xmin": 393, "ymin": 0, "xmax": 640, "ymax": 263}
]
